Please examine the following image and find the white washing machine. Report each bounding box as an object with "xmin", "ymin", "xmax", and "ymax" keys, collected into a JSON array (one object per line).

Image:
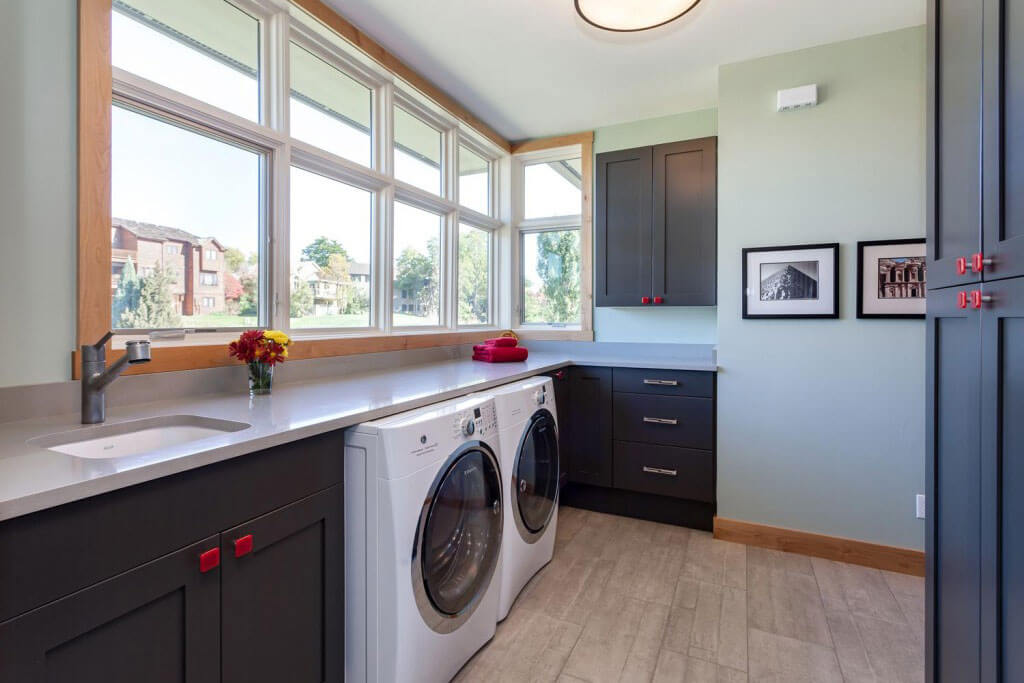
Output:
[
  {"xmin": 474, "ymin": 376, "xmax": 560, "ymax": 621},
  {"xmin": 344, "ymin": 395, "xmax": 504, "ymax": 683}
]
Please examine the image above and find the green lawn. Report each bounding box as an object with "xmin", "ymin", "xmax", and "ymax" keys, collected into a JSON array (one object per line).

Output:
[{"xmin": 180, "ymin": 312, "xmax": 435, "ymax": 330}]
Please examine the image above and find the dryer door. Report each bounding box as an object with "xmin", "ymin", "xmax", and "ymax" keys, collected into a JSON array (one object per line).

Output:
[
  {"xmin": 512, "ymin": 409, "xmax": 560, "ymax": 543},
  {"xmin": 413, "ymin": 443, "xmax": 502, "ymax": 633}
]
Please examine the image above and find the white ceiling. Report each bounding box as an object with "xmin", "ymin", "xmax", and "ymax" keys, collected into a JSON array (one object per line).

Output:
[{"xmin": 325, "ymin": 0, "xmax": 925, "ymax": 141}]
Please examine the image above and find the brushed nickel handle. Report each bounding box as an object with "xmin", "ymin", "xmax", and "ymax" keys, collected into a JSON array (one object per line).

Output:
[
  {"xmin": 643, "ymin": 417, "xmax": 678, "ymax": 425},
  {"xmin": 643, "ymin": 466, "xmax": 678, "ymax": 477},
  {"xmin": 643, "ymin": 379, "xmax": 678, "ymax": 386}
]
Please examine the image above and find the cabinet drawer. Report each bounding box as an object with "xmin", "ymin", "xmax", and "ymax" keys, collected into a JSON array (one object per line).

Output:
[
  {"xmin": 613, "ymin": 393, "xmax": 713, "ymax": 449},
  {"xmin": 613, "ymin": 367, "xmax": 713, "ymax": 398},
  {"xmin": 613, "ymin": 441, "xmax": 714, "ymax": 502}
]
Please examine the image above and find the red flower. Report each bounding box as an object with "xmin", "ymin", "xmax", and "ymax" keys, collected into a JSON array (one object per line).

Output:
[
  {"xmin": 229, "ymin": 330, "xmax": 290, "ymax": 366},
  {"xmin": 229, "ymin": 329, "xmax": 267, "ymax": 364}
]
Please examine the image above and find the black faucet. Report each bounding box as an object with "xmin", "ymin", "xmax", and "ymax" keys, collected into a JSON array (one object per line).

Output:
[{"xmin": 80, "ymin": 332, "xmax": 152, "ymax": 424}]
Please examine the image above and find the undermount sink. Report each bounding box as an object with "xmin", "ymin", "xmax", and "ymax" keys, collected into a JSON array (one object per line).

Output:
[{"xmin": 30, "ymin": 415, "xmax": 251, "ymax": 460}]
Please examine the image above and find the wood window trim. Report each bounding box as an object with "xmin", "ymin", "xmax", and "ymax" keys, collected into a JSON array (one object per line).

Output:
[
  {"xmin": 511, "ymin": 131, "xmax": 595, "ymax": 341},
  {"xmin": 76, "ymin": 0, "xmax": 513, "ymax": 379}
]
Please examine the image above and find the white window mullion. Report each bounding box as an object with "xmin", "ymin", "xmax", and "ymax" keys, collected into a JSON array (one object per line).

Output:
[
  {"xmin": 378, "ymin": 185, "xmax": 395, "ymax": 334},
  {"xmin": 270, "ymin": 143, "xmax": 291, "ymax": 331},
  {"xmin": 264, "ymin": 7, "xmax": 289, "ymax": 131},
  {"xmin": 444, "ymin": 210, "xmax": 458, "ymax": 329},
  {"xmin": 377, "ymin": 83, "xmax": 394, "ymax": 177}
]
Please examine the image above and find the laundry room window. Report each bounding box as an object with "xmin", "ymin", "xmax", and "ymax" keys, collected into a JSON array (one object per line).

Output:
[{"xmin": 512, "ymin": 139, "xmax": 594, "ymax": 338}]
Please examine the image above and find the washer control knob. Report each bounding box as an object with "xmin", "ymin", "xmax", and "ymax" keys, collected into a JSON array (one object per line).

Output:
[
  {"xmin": 460, "ymin": 417, "xmax": 476, "ymax": 437},
  {"xmin": 534, "ymin": 390, "xmax": 546, "ymax": 405}
]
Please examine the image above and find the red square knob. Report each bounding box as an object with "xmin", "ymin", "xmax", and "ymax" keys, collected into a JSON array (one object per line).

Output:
[
  {"xmin": 234, "ymin": 534, "xmax": 254, "ymax": 558},
  {"xmin": 199, "ymin": 547, "xmax": 220, "ymax": 573},
  {"xmin": 956, "ymin": 257, "xmax": 967, "ymax": 275},
  {"xmin": 653, "ymin": 296, "xmax": 664, "ymax": 304},
  {"xmin": 957, "ymin": 291, "xmax": 968, "ymax": 309},
  {"xmin": 641, "ymin": 296, "xmax": 651, "ymax": 304}
]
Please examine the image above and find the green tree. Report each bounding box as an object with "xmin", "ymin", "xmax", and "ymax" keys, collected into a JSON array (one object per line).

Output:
[
  {"xmin": 238, "ymin": 274, "xmax": 259, "ymax": 316},
  {"xmin": 535, "ymin": 231, "xmax": 580, "ymax": 322},
  {"xmin": 458, "ymin": 229, "xmax": 489, "ymax": 324},
  {"xmin": 223, "ymin": 247, "xmax": 246, "ymax": 273},
  {"xmin": 323, "ymin": 252, "xmax": 353, "ymax": 313},
  {"xmin": 111, "ymin": 257, "xmax": 141, "ymax": 325},
  {"xmin": 301, "ymin": 236, "xmax": 348, "ymax": 269},
  {"xmin": 394, "ymin": 243, "xmax": 438, "ymax": 317},
  {"xmin": 118, "ymin": 265, "xmax": 181, "ymax": 329},
  {"xmin": 290, "ymin": 275, "xmax": 314, "ymax": 318}
]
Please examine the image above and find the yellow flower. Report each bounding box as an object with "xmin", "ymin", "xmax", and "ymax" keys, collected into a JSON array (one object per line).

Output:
[{"xmin": 264, "ymin": 330, "xmax": 291, "ymax": 347}]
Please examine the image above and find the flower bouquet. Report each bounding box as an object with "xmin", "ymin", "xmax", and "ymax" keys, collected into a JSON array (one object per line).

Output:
[{"xmin": 228, "ymin": 329, "xmax": 291, "ymax": 396}]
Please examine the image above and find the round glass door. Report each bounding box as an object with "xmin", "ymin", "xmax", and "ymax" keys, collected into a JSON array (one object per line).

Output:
[
  {"xmin": 414, "ymin": 445, "xmax": 502, "ymax": 631},
  {"xmin": 513, "ymin": 409, "xmax": 559, "ymax": 540}
]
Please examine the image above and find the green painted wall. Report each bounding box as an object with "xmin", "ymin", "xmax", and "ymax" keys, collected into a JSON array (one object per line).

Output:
[
  {"xmin": 716, "ymin": 26, "xmax": 927, "ymax": 549},
  {"xmin": 592, "ymin": 109, "xmax": 719, "ymax": 343},
  {"xmin": 0, "ymin": 1, "xmax": 77, "ymax": 388}
]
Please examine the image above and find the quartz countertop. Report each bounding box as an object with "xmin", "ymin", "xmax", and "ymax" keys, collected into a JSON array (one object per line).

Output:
[{"xmin": 0, "ymin": 349, "xmax": 716, "ymax": 522}]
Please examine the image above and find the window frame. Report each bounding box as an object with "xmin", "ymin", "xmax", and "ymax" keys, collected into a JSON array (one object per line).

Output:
[
  {"xmin": 510, "ymin": 137, "xmax": 594, "ymax": 340},
  {"xmin": 78, "ymin": 0, "xmax": 512, "ymax": 376}
]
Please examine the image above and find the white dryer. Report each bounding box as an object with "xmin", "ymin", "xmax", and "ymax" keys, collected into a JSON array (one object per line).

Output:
[
  {"xmin": 345, "ymin": 395, "xmax": 503, "ymax": 683},
  {"xmin": 475, "ymin": 376, "xmax": 560, "ymax": 621}
]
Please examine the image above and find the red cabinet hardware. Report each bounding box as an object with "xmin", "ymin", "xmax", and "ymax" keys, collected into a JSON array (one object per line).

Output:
[
  {"xmin": 199, "ymin": 547, "xmax": 220, "ymax": 573},
  {"xmin": 554, "ymin": 370, "xmax": 566, "ymax": 380},
  {"xmin": 641, "ymin": 296, "xmax": 651, "ymax": 304},
  {"xmin": 234, "ymin": 534, "xmax": 254, "ymax": 558},
  {"xmin": 971, "ymin": 252, "xmax": 993, "ymax": 273},
  {"xmin": 970, "ymin": 290, "xmax": 992, "ymax": 309},
  {"xmin": 653, "ymin": 296, "xmax": 664, "ymax": 304},
  {"xmin": 958, "ymin": 291, "xmax": 968, "ymax": 309},
  {"xmin": 956, "ymin": 257, "xmax": 968, "ymax": 275}
]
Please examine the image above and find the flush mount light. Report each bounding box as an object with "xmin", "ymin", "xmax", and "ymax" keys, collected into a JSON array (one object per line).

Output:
[{"xmin": 574, "ymin": 0, "xmax": 704, "ymax": 32}]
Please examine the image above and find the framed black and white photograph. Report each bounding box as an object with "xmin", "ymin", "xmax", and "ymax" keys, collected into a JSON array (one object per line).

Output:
[
  {"xmin": 856, "ymin": 239, "xmax": 926, "ymax": 319},
  {"xmin": 742, "ymin": 243, "xmax": 839, "ymax": 319}
]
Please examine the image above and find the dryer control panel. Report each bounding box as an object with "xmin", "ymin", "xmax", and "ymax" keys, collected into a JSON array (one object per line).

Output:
[{"xmin": 450, "ymin": 402, "xmax": 498, "ymax": 440}]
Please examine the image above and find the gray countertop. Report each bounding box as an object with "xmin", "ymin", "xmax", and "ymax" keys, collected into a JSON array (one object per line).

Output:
[{"xmin": 0, "ymin": 349, "xmax": 716, "ymax": 522}]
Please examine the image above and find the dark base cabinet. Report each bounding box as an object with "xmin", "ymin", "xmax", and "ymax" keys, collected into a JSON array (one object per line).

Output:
[
  {"xmin": 563, "ymin": 366, "xmax": 716, "ymax": 530},
  {"xmin": 0, "ymin": 432, "xmax": 344, "ymax": 683}
]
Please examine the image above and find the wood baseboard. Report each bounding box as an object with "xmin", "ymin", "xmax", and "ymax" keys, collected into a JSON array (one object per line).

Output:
[{"xmin": 713, "ymin": 516, "xmax": 925, "ymax": 576}]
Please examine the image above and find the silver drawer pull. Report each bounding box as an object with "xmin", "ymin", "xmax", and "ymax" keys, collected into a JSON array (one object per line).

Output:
[
  {"xmin": 643, "ymin": 417, "xmax": 678, "ymax": 425},
  {"xmin": 643, "ymin": 466, "xmax": 678, "ymax": 477},
  {"xmin": 643, "ymin": 379, "xmax": 679, "ymax": 386}
]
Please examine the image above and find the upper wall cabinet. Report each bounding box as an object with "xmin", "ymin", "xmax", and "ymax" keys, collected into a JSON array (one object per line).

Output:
[
  {"xmin": 929, "ymin": 0, "xmax": 1024, "ymax": 289},
  {"xmin": 595, "ymin": 137, "xmax": 717, "ymax": 307}
]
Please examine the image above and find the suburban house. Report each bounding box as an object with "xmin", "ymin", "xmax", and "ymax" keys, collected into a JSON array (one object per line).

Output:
[
  {"xmin": 111, "ymin": 218, "xmax": 227, "ymax": 316},
  {"xmin": 294, "ymin": 259, "xmax": 371, "ymax": 317}
]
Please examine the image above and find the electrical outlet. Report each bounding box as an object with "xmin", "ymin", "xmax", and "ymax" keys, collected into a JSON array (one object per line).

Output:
[{"xmin": 916, "ymin": 494, "xmax": 926, "ymax": 519}]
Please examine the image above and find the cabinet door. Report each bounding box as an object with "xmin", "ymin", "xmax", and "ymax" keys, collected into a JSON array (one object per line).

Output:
[
  {"xmin": 0, "ymin": 536, "xmax": 220, "ymax": 683},
  {"xmin": 980, "ymin": 277, "xmax": 1024, "ymax": 681},
  {"xmin": 652, "ymin": 138, "xmax": 717, "ymax": 306},
  {"xmin": 567, "ymin": 366, "xmax": 613, "ymax": 487},
  {"xmin": 221, "ymin": 484, "xmax": 342, "ymax": 683},
  {"xmin": 982, "ymin": 0, "xmax": 1024, "ymax": 281},
  {"xmin": 928, "ymin": 0, "xmax": 984, "ymax": 290},
  {"xmin": 595, "ymin": 146, "xmax": 653, "ymax": 306},
  {"xmin": 926, "ymin": 284, "xmax": 983, "ymax": 682}
]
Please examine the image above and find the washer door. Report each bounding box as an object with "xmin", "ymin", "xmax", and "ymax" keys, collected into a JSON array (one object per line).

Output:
[
  {"xmin": 412, "ymin": 442, "xmax": 502, "ymax": 633},
  {"xmin": 512, "ymin": 409, "xmax": 560, "ymax": 543}
]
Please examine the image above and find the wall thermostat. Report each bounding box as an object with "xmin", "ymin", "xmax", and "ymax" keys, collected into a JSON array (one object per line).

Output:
[{"xmin": 777, "ymin": 84, "xmax": 818, "ymax": 112}]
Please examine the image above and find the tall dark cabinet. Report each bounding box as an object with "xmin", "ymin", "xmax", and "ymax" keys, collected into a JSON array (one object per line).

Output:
[
  {"xmin": 927, "ymin": 0, "xmax": 1024, "ymax": 680},
  {"xmin": 595, "ymin": 137, "xmax": 717, "ymax": 307}
]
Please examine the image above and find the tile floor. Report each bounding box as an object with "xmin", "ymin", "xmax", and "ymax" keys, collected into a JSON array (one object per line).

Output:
[{"xmin": 455, "ymin": 506, "xmax": 924, "ymax": 683}]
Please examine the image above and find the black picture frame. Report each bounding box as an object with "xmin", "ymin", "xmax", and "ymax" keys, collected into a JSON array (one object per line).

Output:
[
  {"xmin": 856, "ymin": 238, "xmax": 926, "ymax": 319},
  {"xmin": 742, "ymin": 243, "xmax": 840, "ymax": 319}
]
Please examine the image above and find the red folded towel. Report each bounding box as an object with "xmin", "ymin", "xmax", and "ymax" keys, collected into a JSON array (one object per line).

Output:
[
  {"xmin": 472, "ymin": 346, "xmax": 528, "ymax": 363},
  {"xmin": 483, "ymin": 337, "xmax": 518, "ymax": 347}
]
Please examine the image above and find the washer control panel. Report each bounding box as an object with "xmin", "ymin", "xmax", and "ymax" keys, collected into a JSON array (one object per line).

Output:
[{"xmin": 450, "ymin": 401, "xmax": 497, "ymax": 440}]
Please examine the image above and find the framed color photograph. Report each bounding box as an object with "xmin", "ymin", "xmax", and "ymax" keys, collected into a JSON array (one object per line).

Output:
[
  {"xmin": 742, "ymin": 243, "xmax": 839, "ymax": 319},
  {"xmin": 856, "ymin": 239, "xmax": 926, "ymax": 319}
]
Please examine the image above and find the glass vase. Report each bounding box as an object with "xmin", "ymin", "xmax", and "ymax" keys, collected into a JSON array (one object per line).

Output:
[{"xmin": 247, "ymin": 361, "xmax": 274, "ymax": 396}]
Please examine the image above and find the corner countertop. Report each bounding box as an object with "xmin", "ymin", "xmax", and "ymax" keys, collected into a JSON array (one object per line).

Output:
[{"xmin": 0, "ymin": 349, "xmax": 716, "ymax": 522}]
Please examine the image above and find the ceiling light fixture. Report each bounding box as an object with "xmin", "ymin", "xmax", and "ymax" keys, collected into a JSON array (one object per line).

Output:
[{"xmin": 574, "ymin": 0, "xmax": 704, "ymax": 32}]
